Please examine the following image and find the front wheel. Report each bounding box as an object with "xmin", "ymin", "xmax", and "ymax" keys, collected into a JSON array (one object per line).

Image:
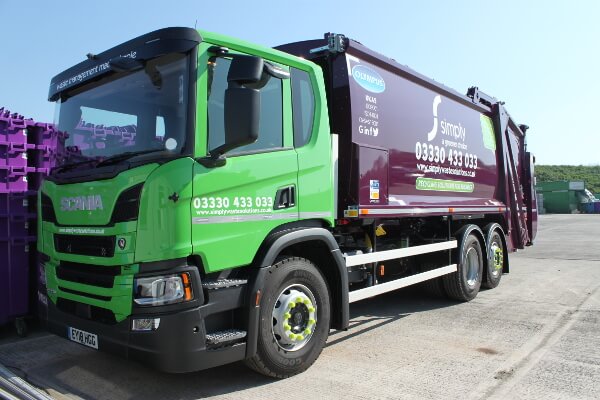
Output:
[{"xmin": 246, "ymin": 257, "xmax": 330, "ymax": 378}]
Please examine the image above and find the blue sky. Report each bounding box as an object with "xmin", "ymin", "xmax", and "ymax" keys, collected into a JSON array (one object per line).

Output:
[{"xmin": 0, "ymin": 0, "xmax": 598, "ymax": 165}]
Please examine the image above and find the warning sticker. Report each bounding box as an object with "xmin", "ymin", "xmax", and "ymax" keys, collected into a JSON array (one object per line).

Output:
[{"xmin": 370, "ymin": 180, "xmax": 380, "ymax": 201}]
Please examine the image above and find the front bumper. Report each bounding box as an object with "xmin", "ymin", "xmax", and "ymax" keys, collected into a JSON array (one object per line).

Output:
[
  {"xmin": 42, "ymin": 258, "xmax": 249, "ymax": 373},
  {"xmin": 46, "ymin": 300, "xmax": 246, "ymax": 373}
]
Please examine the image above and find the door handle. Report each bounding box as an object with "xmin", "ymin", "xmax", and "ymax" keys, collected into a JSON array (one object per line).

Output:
[{"xmin": 275, "ymin": 185, "xmax": 296, "ymax": 209}]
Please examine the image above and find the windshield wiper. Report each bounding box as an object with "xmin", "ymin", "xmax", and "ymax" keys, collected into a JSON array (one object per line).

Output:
[
  {"xmin": 95, "ymin": 149, "xmax": 165, "ymax": 168},
  {"xmin": 55, "ymin": 158, "xmax": 99, "ymax": 173}
]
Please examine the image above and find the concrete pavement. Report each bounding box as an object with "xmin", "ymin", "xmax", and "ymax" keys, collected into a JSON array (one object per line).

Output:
[{"xmin": 1, "ymin": 214, "xmax": 599, "ymax": 399}]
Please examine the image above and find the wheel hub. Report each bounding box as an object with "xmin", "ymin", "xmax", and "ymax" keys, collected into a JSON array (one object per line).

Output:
[
  {"xmin": 465, "ymin": 246, "xmax": 480, "ymax": 288},
  {"xmin": 272, "ymin": 285, "xmax": 317, "ymax": 351},
  {"xmin": 292, "ymin": 312, "xmax": 303, "ymax": 325},
  {"xmin": 491, "ymin": 243, "xmax": 503, "ymax": 276}
]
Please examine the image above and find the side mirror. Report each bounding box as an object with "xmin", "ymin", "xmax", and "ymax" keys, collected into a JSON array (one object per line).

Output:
[
  {"xmin": 222, "ymin": 86, "xmax": 259, "ymax": 152},
  {"xmin": 228, "ymin": 55, "xmax": 264, "ymax": 84},
  {"xmin": 200, "ymin": 56, "xmax": 263, "ymax": 168}
]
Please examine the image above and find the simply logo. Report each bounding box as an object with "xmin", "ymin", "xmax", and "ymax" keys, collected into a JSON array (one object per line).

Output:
[
  {"xmin": 60, "ymin": 195, "xmax": 104, "ymax": 212},
  {"xmin": 427, "ymin": 95, "xmax": 442, "ymax": 141},
  {"xmin": 426, "ymin": 95, "xmax": 466, "ymax": 142},
  {"xmin": 352, "ymin": 65, "xmax": 385, "ymax": 93}
]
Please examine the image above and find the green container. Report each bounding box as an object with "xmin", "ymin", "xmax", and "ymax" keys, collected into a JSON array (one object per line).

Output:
[
  {"xmin": 536, "ymin": 180, "xmax": 584, "ymax": 192},
  {"xmin": 535, "ymin": 180, "xmax": 584, "ymax": 214}
]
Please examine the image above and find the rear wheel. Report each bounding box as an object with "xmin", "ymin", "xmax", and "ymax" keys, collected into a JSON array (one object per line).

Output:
[
  {"xmin": 246, "ymin": 257, "xmax": 330, "ymax": 378},
  {"xmin": 443, "ymin": 232, "xmax": 483, "ymax": 301},
  {"xmin": 483, "ymin": 230, "xmax": 504, "ymax": 289}
]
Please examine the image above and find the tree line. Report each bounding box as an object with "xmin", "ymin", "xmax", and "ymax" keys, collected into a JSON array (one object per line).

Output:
[{"xmin": 536, "ymin": 165, "xmax": 600, "ymax": 195}]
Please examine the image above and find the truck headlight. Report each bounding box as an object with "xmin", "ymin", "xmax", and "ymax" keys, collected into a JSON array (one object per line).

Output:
[{"xmin": 134, "ymin": 273, "xmax": 193, "ymax": 306}]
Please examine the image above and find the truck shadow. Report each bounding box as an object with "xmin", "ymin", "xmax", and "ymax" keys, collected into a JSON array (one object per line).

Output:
[
  {"xmin": 121, "ymin": 288, "xmax": 454, "ymax": 400},
  {"xmin": 325, "ymin": 287, "xmax": 455, "ymax": 348},
  {"xmin": 5, "ymin": 288, "xmax": 456, "ymax": 400}
]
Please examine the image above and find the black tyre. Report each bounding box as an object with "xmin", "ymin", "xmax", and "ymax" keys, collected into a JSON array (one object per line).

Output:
[
  {"xmin": 422, "ymin": 277, "xmax": 447, "ymax": 298},
  {"xmin": 419, "ymin": 254, "xmax": 448, "ymax": 298},
  {"xmin": 443, "ymin": 232, "xmax": 483, "ymax": 301},
  {"xmin": 483, "ymin": 230, "xmax": 504, "ymax": 289},
  {"xmin": 246, "ymin": 257, "xmax": 330, "ymax": 378}
]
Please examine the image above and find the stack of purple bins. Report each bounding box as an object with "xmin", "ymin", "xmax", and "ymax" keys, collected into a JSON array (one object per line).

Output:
[{"xmin": 0, "ymin": 107, "xmax": 64, "ymax": 336}]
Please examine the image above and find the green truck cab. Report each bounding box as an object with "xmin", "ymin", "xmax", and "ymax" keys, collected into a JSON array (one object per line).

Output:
[{"xmin": 40, "ymin": 28, "xmax": 343, "ymax": 377}]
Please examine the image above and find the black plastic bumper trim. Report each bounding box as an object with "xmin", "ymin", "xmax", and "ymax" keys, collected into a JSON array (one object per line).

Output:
[{"xmin": 46, "ymin": 289, "xmax": 246, "ymax": 373}]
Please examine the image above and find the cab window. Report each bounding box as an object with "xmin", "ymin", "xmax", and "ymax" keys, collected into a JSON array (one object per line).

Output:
[{"xmin": 290, "ymin": 68, "xmax": 315, "ymax": 148}]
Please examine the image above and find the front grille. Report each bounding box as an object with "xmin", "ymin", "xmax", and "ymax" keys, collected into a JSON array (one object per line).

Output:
[
  {"xmin": 59, "ymin": 287, "xmax": 112, "ymax": 302},
  {"xmin": 54, "ymin": 234, "xmax": 115, "ymax": 257},
  {"xmin": 56, "ymin": 261, "xmax": 121, "ymax": 288},
  {"xmin": 56, "ymin": 297, "xmax": 117, "ymax": 325}
]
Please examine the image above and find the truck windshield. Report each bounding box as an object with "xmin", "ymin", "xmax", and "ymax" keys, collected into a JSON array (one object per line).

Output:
[{"xmin": 54, "ymin": 52, "xmax": 192, "ymax": 168}]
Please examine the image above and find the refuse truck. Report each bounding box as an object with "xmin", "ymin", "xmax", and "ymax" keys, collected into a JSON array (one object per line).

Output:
[{"xmin": 38, "ymin": 27, "xmax": 537, "ymax": 378}]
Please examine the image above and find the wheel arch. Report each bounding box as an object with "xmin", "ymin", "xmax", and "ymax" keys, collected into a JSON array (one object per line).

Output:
[
  {"xmin": 245, "ymin": 227, "xmax": 349, "ymax": 359},
  {"xmin": 453, "ymin": 224, "xmax": 487, "ymax": 270}
]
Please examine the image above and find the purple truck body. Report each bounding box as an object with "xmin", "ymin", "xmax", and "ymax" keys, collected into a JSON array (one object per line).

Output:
[{"xmin": 278, "ymin": 36, "xmax": 537, "ymax": 252}]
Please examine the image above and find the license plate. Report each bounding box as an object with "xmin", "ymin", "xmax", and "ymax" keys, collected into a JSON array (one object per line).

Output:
[{"xmin": 68, "ymin": 327, "xmax": 98, "ymax": 349}]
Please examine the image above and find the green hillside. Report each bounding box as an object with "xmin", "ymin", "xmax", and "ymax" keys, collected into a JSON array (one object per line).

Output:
[{"xmin": 536, "ymin": 165, "xmax": 600, "ymax": 195}]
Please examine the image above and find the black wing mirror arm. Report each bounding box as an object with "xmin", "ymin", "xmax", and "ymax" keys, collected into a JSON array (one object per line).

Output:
[{"xmin": 197, "ymin": 145, "xmax": 228, "ymax": 168}]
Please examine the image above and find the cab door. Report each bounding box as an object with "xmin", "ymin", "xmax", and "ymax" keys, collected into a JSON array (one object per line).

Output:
[{"xmin": 191, "ymin": 51, "xmax": 298, "ymax": 273}]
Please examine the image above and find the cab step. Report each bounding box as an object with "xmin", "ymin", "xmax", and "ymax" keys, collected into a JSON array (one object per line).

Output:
[
  {"xmin": 202, "ymin": 279, "xmax": 247, "ymax": 290},
  {"xmin": 206, "ymin": 329, "xmax": 247, "ymax": 347}
]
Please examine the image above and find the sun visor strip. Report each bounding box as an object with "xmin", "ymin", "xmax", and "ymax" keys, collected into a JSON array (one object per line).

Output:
[{"xmin": 49, "ymin": 27, "xmax": 201, "ymax": 101}]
